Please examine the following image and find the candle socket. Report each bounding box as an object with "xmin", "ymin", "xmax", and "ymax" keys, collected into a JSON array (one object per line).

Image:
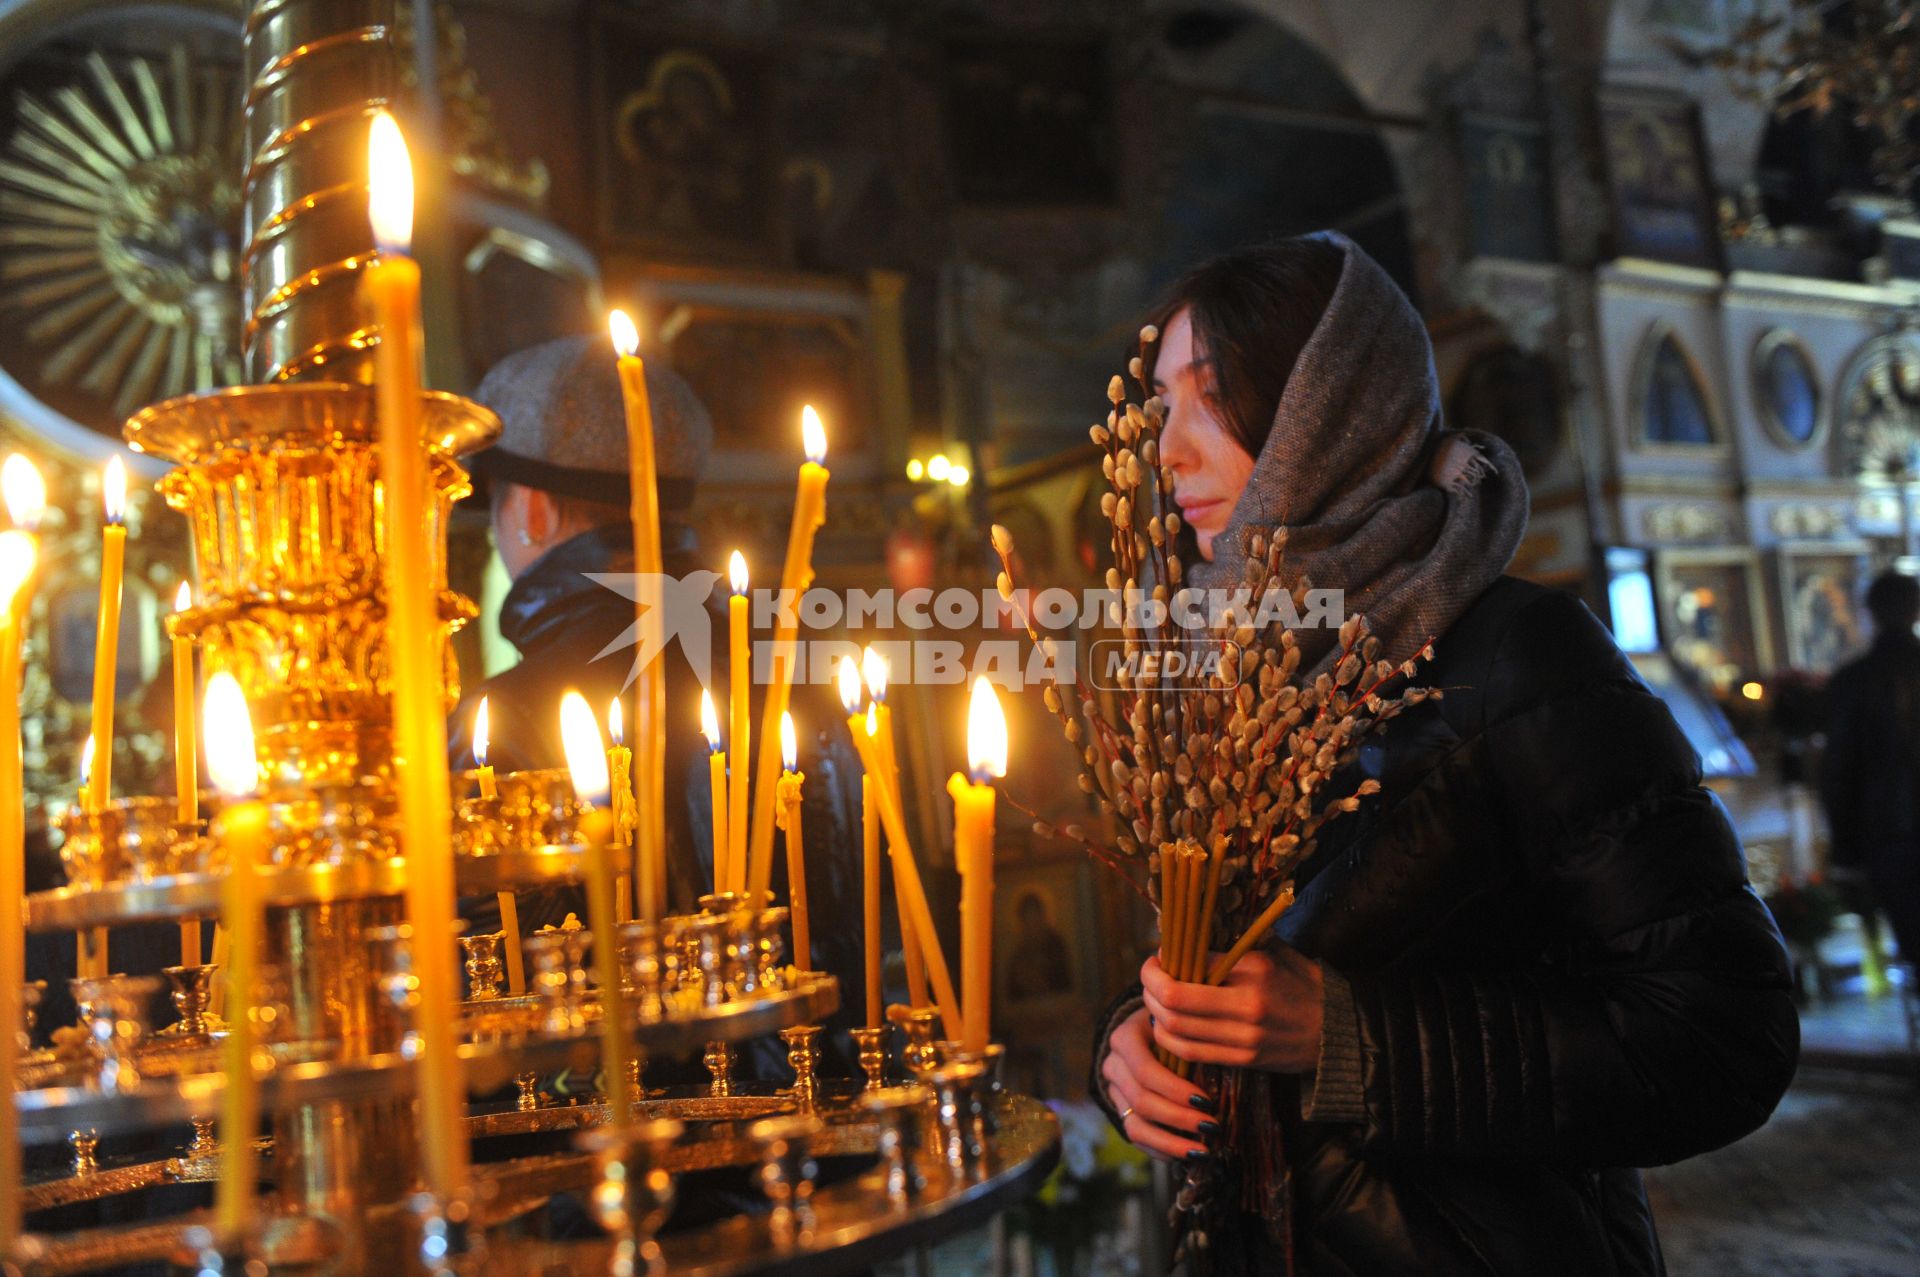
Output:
[
  {"xmin": 755, "ymin": 906, "xmax": 790, "ymax": 991},
  {"xmin": 616, "ymin": 920, "xmax": 666, "ymax": 1021},
  {"xmin": 458, "ymin": 931, "xmax": 504, "ymax": 1001},
  {"xmin": 937, "ymin": 1042, "xmax": 1007, "ymax": 1137},
  {"xmin": 778, "ymin": 1024, "xmax": 822, "ymax": 1109},
  {"xmin": 703, "ymin": 1041, "xmax": 738, "ymax": 1097},
  {"xmin": 515, "ymin": 1073, "xmax": 541, "ymax": 1112},
  {"xmin": 187, "ymin": 1115, "xmax": 218, "ymax": 1161},
  {"xmin": 899, "ymin": 1007, "xmax": 942, "ymax": 1082},
  {"xmin": 160, "ymin": 964, "xmax": 223, "ymax": 1039},
  {"xmin": 523, "ymin": 929, "xmax": 591, "ymax": 1034},
  {"xmin": 747, "ymin": 1113, "xmax": 822, "ymax": 1246},
  {"xmin": 20, "ymin": 979, "xmax": 45, "ymax": 1054},
  {"xmin": 574, "ymin": 1117, "xmax": 683, "ymax": 1277},
  {"xmin": 624, "ymin": 1056, "xmax": 649, "ymax": 1106},
  {"xmin": 454, "ymin": 766, "xmax": 587, "ymax": 856},
  {"xmin": 68, "ymin": 1128, "xmax": 99, "ymax": 1177},
  {"xmin": 58, "ymin": 796, "xmax": 200, "ymax": 888},
  {"xmin": 849, "ymin": 1025, "xmax": 890, "ymax": 1092},
  {"xmin": 860, "ymin": 1084, "xmax": 931, "ymax": 1204},
  {"xmin": 687, "ymin": 915, "xmax": 729, "ymax": 1009},
  {"xmin": 70, "ymin": 974, "xmax": 162, "ymax": 1093},
  {"xmin": 927, "ymin": 1058, "xmax": 991, "ymax": 1178}
]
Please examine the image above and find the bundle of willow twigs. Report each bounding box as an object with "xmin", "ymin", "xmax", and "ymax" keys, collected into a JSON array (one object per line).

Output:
[{"xmin": 992, "ymin": 325, "xmax": 1437, "ymax": 1012}]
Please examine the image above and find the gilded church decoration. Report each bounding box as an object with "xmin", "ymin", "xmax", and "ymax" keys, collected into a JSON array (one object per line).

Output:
[{"xmin": 0, "ymin": 48, "xmax": 242, "ymax": 427}]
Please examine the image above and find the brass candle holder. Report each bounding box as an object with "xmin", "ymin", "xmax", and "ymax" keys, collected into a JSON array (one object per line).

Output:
[
  {"xmin": 747, "ymin": 1113, "xmax": 822, "ymax": 1246},
  {"xmin": 159, "ymin": 964, "xmax": 222, "ymax": 1039},
  {"xmin": 849, "ymin": 1025, "xmax": 890, "ymax": 1092},
  {"xmin": 575, "ymin": 1117, "xmax": 683, "ymax": 1277},
  {"xmin": 778, "ymin": 1024, "xmax": 822, "ymax": 1109}
]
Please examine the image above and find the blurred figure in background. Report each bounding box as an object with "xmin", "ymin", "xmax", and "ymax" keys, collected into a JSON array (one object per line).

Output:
[{"xmin": 1821, "ymin": 568, "xmax": 1920, "ymax": 976}]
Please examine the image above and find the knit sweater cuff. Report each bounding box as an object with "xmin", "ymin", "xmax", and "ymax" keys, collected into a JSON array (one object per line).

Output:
[
  {"xmin": 1301, "ymin": 966, "xmax": 1366, "ymax": 1124},
  {"xmin": 1090, "ymin": 993, "xmax": 1145, "ymax": 1131}
]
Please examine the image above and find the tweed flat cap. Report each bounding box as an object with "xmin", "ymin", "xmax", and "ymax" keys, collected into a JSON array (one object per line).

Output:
[{"xmin": 469, "ymin": 334, "xmax": 712, "ymax": 509}]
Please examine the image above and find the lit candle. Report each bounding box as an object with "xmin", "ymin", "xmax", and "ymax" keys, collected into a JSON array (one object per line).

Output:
[
  {"xmin": 610, "ymin": 310, "xmax": 667, "ymax": 927},
  {"xmin": 75, "ymin": 738, "xmax": 106, "ymax": 979},
  {"xmin": 747, "ymin": 407, "xmax": 829, "ymax": 896},
  {"xmin": 726, "ymin": 550, "xmax": 750, "ymax": 896},
  {"xmin": 861, "ymin": 769, "xmax": 881, "ymax": 1029},
  {"xmin": 2, "ymin": 455, "xmax": 45, "ymax": 616},
  {"xmin": 857, "ymin": 649, "xmax": 924, "ymax": 1004},
  {"xmin": 774, "ymin": 711, "xmax": 809, "ymax": 971},
  {"xmin": 172, "ymin": 583, "xmax": 202, "ymax": 968},
  {"xmin": 607, "ymin": 697, "xmax": 635, "ymax": 924},
  {"xmin": 558, "ymin": 691, "xmax": 632, "ymax": 1125},
  {"xmin": 949, "ymin": 678, "xmax": 1007, "ymax": 1054},
  {"xmin": 86, "ymin": 455, "xmax": 127, "ymax": 812},
  {"xmin": 839, "ymin": 660, "xmax": 961, "ymax": 1040},
  {"xmin": 365, "ymin": 110, "xmax": 467, "ymax": 1197},
  {"xmin": 0, "ymin": 531, "xmax": 36, "ymax": 1246},
  {"xmin": 203, "ymin": 672, "xmax": 272, "ymax": 1243},
  {"xmin": 473, "ymin": 700, "xmax": 523, "ymax": 996},
  {"xmin": 700, "ymin": 688, "xmax": 727, "ymax": 893}
]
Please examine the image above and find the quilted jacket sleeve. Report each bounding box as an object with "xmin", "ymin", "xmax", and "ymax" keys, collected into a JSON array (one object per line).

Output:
[{"xmin": 1343, "ymin": 592, "xmax": 1799, "ymax": 1168}]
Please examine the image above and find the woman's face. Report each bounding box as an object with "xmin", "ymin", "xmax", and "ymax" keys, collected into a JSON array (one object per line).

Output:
[{"xmin": 1154, "ymin": 308, "xmax": 1256, "ymax": 562}]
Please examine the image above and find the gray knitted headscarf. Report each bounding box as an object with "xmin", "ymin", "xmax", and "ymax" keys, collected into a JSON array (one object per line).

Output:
[{"xmin": 1184, "ymin": 232, "xmax": 1529, "ymax": 671}]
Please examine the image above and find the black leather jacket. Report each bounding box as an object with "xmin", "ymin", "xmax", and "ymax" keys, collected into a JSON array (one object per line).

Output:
[
  {"xmin": 448, "ymin": 522, "xmax": 719, "ymax": 932},
  {"xmin": 1095, "ymin": 577, "xmax": 1799, "ymax": 1275}
]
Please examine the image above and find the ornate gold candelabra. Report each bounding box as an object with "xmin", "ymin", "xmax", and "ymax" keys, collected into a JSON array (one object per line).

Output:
[{"xmin": 7, "ymin": 0, "xmax": 1058, "ymax": 1270}]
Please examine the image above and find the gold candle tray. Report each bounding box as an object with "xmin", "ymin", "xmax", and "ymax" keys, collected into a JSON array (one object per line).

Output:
[
  {"xmin": 28, "ymin": 847, "xmax": 599, "ymax": 932},
  {"xmin": 14, "ymin": 975, "xmax": 839, "ymax": 1143}
]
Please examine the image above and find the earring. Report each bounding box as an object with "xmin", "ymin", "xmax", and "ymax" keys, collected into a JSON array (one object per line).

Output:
[{"xmin": 516, "ymin": 528, "xmax": 534, "ymax": 548}]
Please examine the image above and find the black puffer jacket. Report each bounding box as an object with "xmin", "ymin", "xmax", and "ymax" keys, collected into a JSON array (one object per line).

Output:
[{"xmin": 1095, "ymin": 576, "xmax": 1799, "ymax": 1275}]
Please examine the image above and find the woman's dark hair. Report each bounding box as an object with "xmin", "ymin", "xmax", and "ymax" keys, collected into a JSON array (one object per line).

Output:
[{"xmin": 1142, "ymin": 236, "xmax": 1346, "ymax": 457}]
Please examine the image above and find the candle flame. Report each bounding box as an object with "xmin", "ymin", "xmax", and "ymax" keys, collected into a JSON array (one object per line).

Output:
[
  {"xmin": 728, "ymin": 549, "xmax": 748, "ymax": 596},
  {"xmin": 861, "ymin": 645, "xmax": 889, "ymax": 704},
  {"xmin": 174, "ymin": 581, "xmax": 192, "ymax": 613},
  {"xmin": 967, "ymin": 676, "xmax": 1008, "ymax": 781},
  {"xmin": 608, "ymin": 696, "xmax": 624, "ymax": 747},
  {"xmin": 203, "ymin": 672, "xmax": 258, "ymax": 799},
  {"xmin": 559, "ymin": 690, "xmax": 610, "ymax": 805},
  {"xmin": 781, "ymin": 710, "xmax": 797, "ymax": 772},
  {"xmin": 102, "ymin": 455, "xmax": 127, "ymax": 527},
  {"xmin": 837, "ymin": 655, "xmax": 863, "ymax": 716},
  {"xmin": 78, "ymin": 734, "xmax": 95, "ymax": 789},
  {"xmin": 801, "ymin": 405, "xmax": 827, "ymax": 465},
  {"xmin": 608, "ymin": 308, "xmax": 640, "ymax": 359},
  {"xmin": 864, "ymin": 702, "xmax": 878, "ymax": 739},
  {"xmin": 927, "ymin": 454, "xmax": 951, "ymax": 482},
  {"xmin": 473, "ymin": 696, "xmax": 491, "ymax": 769},
  {"xmin": 0, "ymin": 530, "xmax": 36, "ymax": 613},
  {"xmin": 367, "ymin": 110, "xmax": 414, "ymax": 255},
  {"xmin": 3, "ymin": 455, "xmax": 45, "ymax": 531},
  {"xmin": 700, "ymin": 687, "xmax": 722, "ymax": 753}
]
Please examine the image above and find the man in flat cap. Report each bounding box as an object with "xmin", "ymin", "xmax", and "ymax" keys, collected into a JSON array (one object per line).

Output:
[{"xmin": 450, "ymin": 334, "xmax": 720, "ymax": 933}]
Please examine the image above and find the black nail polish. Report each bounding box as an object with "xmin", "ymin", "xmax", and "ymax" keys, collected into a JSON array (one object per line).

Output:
[
  {"xmin": 1185, "ymin": 1149, "xmax": 1210, "ymax": 1164},
  {"xmin": 1197, "ymin": 1120, "xmax": 1220, "ymax": 1139},
  {"xmin": 1188, "ymin": 1093, "xmax": 1215, "ymax": 1113}
]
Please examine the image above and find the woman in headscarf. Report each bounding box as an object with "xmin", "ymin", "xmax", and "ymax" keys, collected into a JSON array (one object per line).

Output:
[{"xmin": 1091, "ymin": 233, "xmax": 1797, "ymax": 1275}]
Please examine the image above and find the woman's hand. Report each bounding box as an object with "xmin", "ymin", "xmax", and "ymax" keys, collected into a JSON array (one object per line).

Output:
[
  {"xmin": 1140, "ymin": 947, "xmax": 1324, "ymax": 1073},
  {"xmin": 1099, "ymin": 1004, "xmax": 1217, "ymax": 1162}
]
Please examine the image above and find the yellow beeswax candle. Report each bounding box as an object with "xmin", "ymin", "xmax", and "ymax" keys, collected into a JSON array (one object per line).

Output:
[
  {"xmin": 609, "ymin": 309, "xmax": 667, "ymax": 929},
  {"xmin": 950, "ymin": 677, "xmax": 1006, "ymax": 1055},
  {"xmin": 171, "ymin": 582, "xmax": 202, "ymax": 968},
  {"xmin": 472, "ymin": 699, "xmax": 523, "ymax": 995},
  {"xmin": 203, "ymin": 673, "xmax": 270, "ymax": 1243},
  {"xmin": 559, "ymin": 691, "xmax": 632, "ymax": 1124},
  {"xmin": 861, "ymin": 772, "xmax": 882, "ymax": 1029},
  {"xmin": 86, "ymin": 456, "xmax": 127, "ymax": 813},
  {"xmin": 747, "ymin": 407, "xmax": 829, "ymax": 896},
  {"xmin": 855, "ymin": 652, "xmax": 928, "ymax": 1005},
  {"xmin": 366, "ymin": 110, "xmax": 466, "ymax": 1197},
  {"xmin": 699, "ymin": 688, "xmax": 727, "ymax": 894},
  {"xmin": 607, "ymin": 697, "xmax": 635, "ymax": 923},
  {"xmin": 843, "ymin": 686, "xmax": 960, "ymax": 1041},
  {"xmin": 0, "ymin": 532, "xmax": 36, "ymax": 1246},
  {"xmin": 774, "ymin": 711, "xmax": 809, "ymax": 971},
  {"xmin": 726, "ymin": 551, "xmax": 750, "ymax": 896},
  {"xmin": 838, "ymin": 659, "xmax": 925, "ymax": 1008}
]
